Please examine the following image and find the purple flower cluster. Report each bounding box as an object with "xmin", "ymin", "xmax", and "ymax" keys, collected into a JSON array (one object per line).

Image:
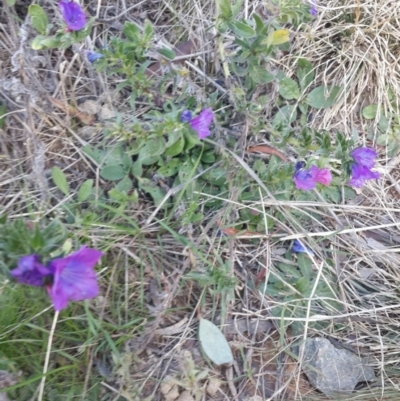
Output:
[
  {"xmin": 293, "ymin": 162, "xmax": 332, "ymax": 191},
  {"xmin": 11, "ymin": 247, "xmax": 102, "ymax": 311},
  {"xmin": 348, "ymin": 147, "xmax": 380, "ymax": 188},
  {"xmin": 58, "ymin": 0, "xmax": 86, "ymax": 31},
  {"xmin": 181, "ymin": 108, "xmax": 214, "ymax": 140},
  {"xmin": 293, "ymin": 147, "xmax": 379, "ymax": 191}
]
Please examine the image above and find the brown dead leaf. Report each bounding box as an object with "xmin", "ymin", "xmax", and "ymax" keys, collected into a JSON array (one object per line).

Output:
[
  {"xmin": 217, "ymin": 220, "xmax": 263, "ymax": 237},
  {"xmin": 50, "ymin": 97, "xmax": 95, "ymax": 125},
  {"xmin": 247, "ymin": 145, "xmax": 289, "ymax": 162}
]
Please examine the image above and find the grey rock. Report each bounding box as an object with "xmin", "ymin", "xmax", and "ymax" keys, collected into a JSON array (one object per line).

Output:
[{"xmin": 303, "ymin": 337, "xmax": 375, "ymax": 398}]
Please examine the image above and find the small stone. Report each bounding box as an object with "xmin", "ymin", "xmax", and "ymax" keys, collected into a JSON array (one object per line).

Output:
[
  {"xmin": 176, "ymin": 391, "xmax": 194, "ymax": 401},
  {"xmin": 78, "ymin": 99, "xmax": 100, "ymax": 115},
  {"xmin": 206, "ymin": 377, "xmax": 221, "ymax": 396},
  {"xmin": 303, "ymin": 337, "xmax": 375, "ymax": 397},
  {"xmin": 99, "ymin": 104, "xmax": 116, "ymax": 120},
  {"xmin": 164, "ymin": 384, "xmax": 180, "ymax": 401}
]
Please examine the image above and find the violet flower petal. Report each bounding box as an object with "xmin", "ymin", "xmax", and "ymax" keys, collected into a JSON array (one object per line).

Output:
[
  {"xmin": 180, "ymin": 110, "xmax": 192, "ymax": 122},
  {"xmin": 293, "ymin": 166, "xmax": 318, "ymax": 190},
  {"xmin": 314, "ymin": 167, "xmax": 332, "ymax": 186},
  {"xmin": 348, "ymin": 164, "xmax": 380, "ymax": 188},
  {"xmin": 309, "ymin": 1, "xmax": 317, "ymax": 16},
  {"xmin": 86, "ymin": 51, "xmax": 104, "ymax": 63},
  {"xmin": 350, "ymin": 147, "xmax": 377, "ymax": 169},
  {"xmin": 11, "ymin": 255, "xmax": 51, "ymax": 287},
  {"xmin": 58, "ymin": 0, "xmax": 86, "ymax": 31},
  {"xmin": 47, "ymin": 246, "xmax": 103, "ymax": 311},
  {"xmin": 292, "ymin": 239, "xmax": 314, "ymax": 256},
  {"xmin": 190, "ymin": 108, "xmax": 214, "ymax": 139},
  {"xmin": 293, "ymin": 165, "xmax": 332, "ymax": 190}
]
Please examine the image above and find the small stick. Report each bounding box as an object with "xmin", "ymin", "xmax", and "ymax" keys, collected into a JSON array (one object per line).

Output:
[{"xmin": 37, "ymin": 310, "xmax": 59, "ymax": 401}]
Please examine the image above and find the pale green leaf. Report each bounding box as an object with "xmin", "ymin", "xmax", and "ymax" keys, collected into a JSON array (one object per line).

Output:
[
  {"xmin": 229, "ymin": 21, "xmax": 256, "ymax": 38},
  {"xmin": 28, "ymin": 5, "xmax": 48, "ymax": 35},
  {"xmin": 51, "ymin": 166, "xmax": 69, "ymax": 196},
  {"xmin": 77, "ymin": 179, "xmax": 94, "ymax": 202},
  {"xmin": 199, "ymin": 319, "xmax": 233, "ymax": 366},
  {"xmin": 362, "ymin": 104, "xmax": 379, "ymax": 119},
  {"xmin": 306, "ymin": 85, "xmax": 341, "ymax": 109},
  {"xmin": 279, "ymin": 77, "xmax": 300, "ymax": 100}
]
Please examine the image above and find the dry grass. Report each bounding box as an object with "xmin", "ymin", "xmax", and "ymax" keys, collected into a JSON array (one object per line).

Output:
[{"xmin": 1, "ymin": 0, "xmax": 400, "ymax": 400}]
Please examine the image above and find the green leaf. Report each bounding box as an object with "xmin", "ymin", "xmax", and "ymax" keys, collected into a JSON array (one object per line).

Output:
[
  {"xmin": 249, "ymin": 64, "xmax": 275, "ymax": 84},
  {"xmin": 138, "ymin": 138, "xmax": 166, "ymax": 165},
  {"xmin": 376, "ymin": 134, "xmax": 388, "ymax": 146},
  {"xmin": 28, "ymin": 5, "xmax": 48, "ymax": 35},
  {"xmin": 217, "ymin": 0, "xmax": 232, "ymax": 19},
  {"xmin": 272, "ymin": 104, "xmax": 297, "ymax": 127},
  {"xmin": 0, "ymin": 103, "xmax": 6, "ymax": 129},
  {"xmin": 115, "ymin": 176, "xmax": 133, "ymax": 193},
  {"xmin": 362, "ymin": 104, "xmax": 379, "ymax": 119},
  {"xmin": 158, "ymin": 47, "xmax": 175, "ymax": 60},
  {"xmin": 77, "ymin": 179, "xmax": 94, "ymax": 202},
  {"xmin": 123, "ymin": 21, "xmax": 140, "ymax": 42},
  {"xmin": 279, "ymin": 77, "xmax": 300, "ymax": 100},
  {"xmin": 229, "ymin": 21, "xmax": 256, "ymax": 38},
  {"xmin": 296, "ymin": 58, "xmax": 314, "ymax": 90},
  {"xmin": 158, "ymin": 158, "xmax": 180, "ymax": 177},
  {"xmin": 199, "ymin": 319, "xmax": 233, "ymax": 365},
  {"xmin": 51, "ymin": 167, "xmax": 69, "ymax": 196},
  {"xmin": 295, "ymin": 276, "xmax": 310, "ymax": 295},
  {"xmin": 165, "ymin": 136, "xmax": 185, "ymax": 157},
  {"xmin": 6, "ymin": 0, "xmax": 16, "ymax": 5},
  {"xmin": 378, "ymin": 115, "xmax": 390, "ymax": 132},
  {"xmin": 297, "ymin": 254, "xmax": 312, "ymax": 280},
  {"xmin": 100, "ymin": 165, "xmax": 126, "ymax": 181},
  {"xmin": 138, "ymin": 178, "xmax": 167, "ymax": 207},
  {"xmin": 143, "ymin": 19, "xmax": 154, "ymax": 40},
  {"xmin": 306, "ymin": 85, "xmax": 341, "ymax": 109},
  {"xmin": 131, "ymin": 160, "xmax": 143, "ymax": 177}
]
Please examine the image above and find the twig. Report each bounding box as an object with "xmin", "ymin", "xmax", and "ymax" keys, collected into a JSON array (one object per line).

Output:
[{"xmin": 37, "ymin": 310, "xmax": 59, "ymax": 401}]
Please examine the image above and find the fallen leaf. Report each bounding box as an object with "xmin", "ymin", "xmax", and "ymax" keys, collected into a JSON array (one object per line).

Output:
[
  {"xmin": 50, "ymin": 97, "xmax": 95, "ymax": 125},
  {"xmin": 247, "ymin": 145, "xmax": 289, "ymax": 162},
  {"xmin": 217, "ymin": 220, "xmax": 263, "ymax": 237},
  {"xmin": 199, "ymin": 319, "xmax": 233, "ymax": 366}
]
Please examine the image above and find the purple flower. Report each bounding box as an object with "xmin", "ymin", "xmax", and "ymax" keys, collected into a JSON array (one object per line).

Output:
[
  {"xmin": 348, "ymin": 147, "xmax": 380, "ymax": 188},
  {"xmin": 293, "ymin": 164, "xmax": 332, "ymax": 191},
  {"xmin": 180, "ymin": 110, "xmax": 193, "ymax": 122},
  {"xmin": 350, "ymin": 147, "xmax": 377, "ymax": 169},
  {"xmin": 86, "ymin": 51, "xmax": 105, "ymax": 63},
  {"xmin": 58, "ymin": 0, "xmax": 86, "ymax": 31},
  {"xmin": 348, "ymin": 164, "xmax": 380, "ymax": 188},
  {"xmin": 189, "ymin": 108, "xmax": 214, "ymax": 139},
  {"xmin": 11, "ymin": 255, "xmax": 51, "ymax": 287},
  {"xmin": 46, "ymin": 247, "xmax": 103, "ymax": 311},
  {"xmin": 309, "ymin": 0, "xmax": 317, "ymax": 16},
  {"xmin": 292, "ymin": 239, "xmax": 314, "ymax": 256}
]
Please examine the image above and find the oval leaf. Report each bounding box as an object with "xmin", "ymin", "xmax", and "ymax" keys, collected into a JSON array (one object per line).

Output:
[
  {"xmin": 306, "ymin": 85, "xmax": 341, "ymax": 109},
  {"xmin": 28, "ymin": 5, "xmax": 48, "ymax": 35},
  {"xmin": 279, "ymin": 77, "xmax": 300, "ymax": 100},
  {"xmin": 362, "ymin": 104, "xmax": 378, "ymax": 119},
  {"xmin": 267, "ymin": 29, "xmax": 290, "ymax": 45},
  {"xmin": 229, "ymin": 21, "xmax": 256, "ymax": 38},
  {"xmin": 100, "ymin": 165, "xmax": 126, "ymax": 181},
  {"xmin": 51, "ymin": 166, "xmax": 69, "ymax": 195},
  {"xmin": 77, "ymin": 179, "xmax": 93, "ymax": 202},
  {"xmin": 199, "ymin": 319, "xmax": 233, "ymax": 366}
]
